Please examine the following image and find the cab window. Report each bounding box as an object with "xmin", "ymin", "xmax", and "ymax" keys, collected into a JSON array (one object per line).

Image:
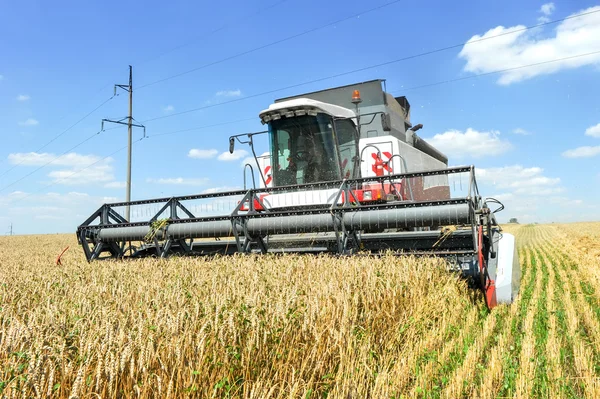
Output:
[{"xmin": 334, "ymin": 119, "xmax": 359, "ymax": 179}]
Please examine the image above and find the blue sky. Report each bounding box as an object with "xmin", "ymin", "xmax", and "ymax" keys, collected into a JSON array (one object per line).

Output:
[{"xmin": 1, "ymin": 0, "xmax": 599, "ymax": 234}]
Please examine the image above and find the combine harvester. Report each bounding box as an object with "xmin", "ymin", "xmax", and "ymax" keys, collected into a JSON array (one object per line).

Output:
[{"xmin": 77, "ymin": 80, "xmax": 520, "ymax": 308}]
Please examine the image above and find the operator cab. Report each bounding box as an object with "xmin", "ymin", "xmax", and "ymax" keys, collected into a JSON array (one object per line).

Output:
[{"xmin": 260, "ymin": 98, "xmax": 359, "ymax": 187}]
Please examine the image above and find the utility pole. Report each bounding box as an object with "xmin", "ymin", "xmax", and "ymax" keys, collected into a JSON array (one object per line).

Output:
[
  {"xmin": 101, "ymin": 66, "xmax": 145, "ymax": 221},
  {"xmin": 6, "ymin": 223, "xmax": 13, "ymax": 236}
]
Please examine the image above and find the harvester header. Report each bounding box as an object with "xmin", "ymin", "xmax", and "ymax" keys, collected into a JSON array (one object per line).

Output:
[{"xmin": 77, "ymin": 79, "xmax": 520, "ymax": 309}]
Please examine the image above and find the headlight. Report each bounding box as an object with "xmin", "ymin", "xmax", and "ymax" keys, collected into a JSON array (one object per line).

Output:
[{"xmin": 363, "ymin": 191, "xmax": 372, "ymax": 200}]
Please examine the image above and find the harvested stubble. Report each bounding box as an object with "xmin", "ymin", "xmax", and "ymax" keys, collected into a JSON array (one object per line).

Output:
[{"xmin": 1, "ymin": 222, "xmax": 599, "ymax": 398}]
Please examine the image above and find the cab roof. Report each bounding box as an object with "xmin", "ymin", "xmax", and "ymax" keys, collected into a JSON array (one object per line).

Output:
[{"xmin": 259, "ymin": 98, "xmax": 355, "ymax": 123}]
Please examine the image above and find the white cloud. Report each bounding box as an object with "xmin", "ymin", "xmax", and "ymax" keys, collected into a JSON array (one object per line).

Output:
[
  {"xmin": 560, "ymin": 123, "xmax": 600, "ymax": 158},
  {"xmin": 217, "ymin": 149, "xmax": 249, "ymax": 161},
  {"xmin": 18, "ymin": 118, "xmax": 39, "ymax": 126},
  {"xmin": 537, "ymin": 16, "xmax": 550, "ymax": 24},
  {"xmin": 10, "ymin": 191, "xmax": 89, "ymax": 202},
  {"xmin": 547, "ymin": 196, "xmax": 583, "ymax": 207},
  {"xmin": 0, "ymin": 191, "xmax": 121, "ymax": 233},
  {"xmin": 48, "ymin": 164, "xmax": 114, "ymax": 185},
  {"xmin": 102, "ymin": 196, "xmax": 120, "ymax": 203},
  {"xmin": 585, "ymin": 122, "xmax": 600, "ymax": 138},
  {"xmin": 512, "ymin": 128, "xmax": 532, "ymax": 135},
  {"xmin": 8, "ymin": 152, "xmax": 103, "ymax": 166},
  {"xmin": 216, "ymin": 89, "xmax": 242, "ymax": 97},
  {"xmin": 201, "ymin": 186, "xmax": 242, "ymax": 194},
  {"xmin": 540, "ymin": 3, "xmax": 555, "ymax": 16},
  {"xmin": 12, "ymin": 205, "xmax": 64, "ymax": 214},
  {"xmin": 538, "ymin": 3, "xmax": 555, "ymax": 23},
  {"xmin": 472, "ymin": 164, "xmax": 585, "ymax": 223},
  {"xmin": 188, "ymin": 148, "xmax": 218, "ymax": 159},
  {"xmin": 8, "ymin": 151, "xmax": 116, "ymax": 185},
  {"xmin": 476, "ymin": 165, "xmax": 561, "ymax": 196},
  {"xmin": 145, "ymin": 177, "xmax": 209, "ymax": 186},
  {"xmin": 240, "ymin": 156, "xmax": 257, "ymax": 168},
  {"xmin": 17, "ymin": 94, "xmax": 30, "ymax": 102},
  {"xmin": 459, "ymin": 6, "xmax": 600, "ymax": 85},
  {"xmin": 104, "ymin": 181, "xmax": 126, "ymax": 189},
  {"xmin": 561, "ymin": 145, "xmax": 600, "ymax": 158},
  {"xmin": 424, "ymin": 128, "xmax": 512, "ymax": 159},
  {"xmin": 36, "ymin": 214, "xmax": 63, "ymax": 220},
  {"xmin": 2, "ymin": 191, "xmax": 98, "ymax": 209},
  {"xmin": 514, "ymin": 186, "xmax": 564, "ymax": 196},
  {"xmin": 163, "ymin": 105, "xmax": 174, "ymax": 113}
]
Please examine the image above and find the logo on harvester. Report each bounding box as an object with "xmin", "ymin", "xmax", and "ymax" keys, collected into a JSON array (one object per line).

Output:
[
  {"xmin": 371, "ymin": 152, "xmax": 393, "ymax": 176},
  {"xmin": 264, "ymin": 166, "xmax": 272, "ymax": 185}
]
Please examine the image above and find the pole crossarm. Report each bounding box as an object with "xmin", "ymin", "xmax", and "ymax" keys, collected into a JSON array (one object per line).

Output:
[
  {"xmin": 114, "ymin": 84, "xmax": 131, "ymax": 93},
  {"xmin": 101, "ymin": 118, "xmax": 146, "ymax": 133}
]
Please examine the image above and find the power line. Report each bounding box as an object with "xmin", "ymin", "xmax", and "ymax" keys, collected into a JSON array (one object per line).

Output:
[
  {"xmin": 139, "ymin": 9, "xmax": 600, "ymax": 123},
  {"xmin": 1, "ymin": 0, "xmax": 285, "ymax": 177},
  {"xmin": 30, "ymin": 1, "xmax": 293, "ymax": 127},
  {"xmin": 137, "ymin": 8, "xmax": 599, "ymax": 91},
  {"xmin": 0, "ymin": 130, "xmax": 105, "ymax": 195},
  {"xmin": 148, "ymin": 117, "xmax": 256, "ymax": 138},
  {"xmin": 0, "ymin": 108, "xmax": 252, "ymax": 196},
  {"xmin": 137, "ymin": 0, "xmax": 292, "ymax": 66},
  {"xmin": 136, "ymin": 0, "xmax": 404, "ymax": 90},
  {"xmin": 6, "ymin": 50, "xmax": 597, "ymax": 198},
  {"xmin": 5, "ymin": 10, "xmax": 599, "ymax": 196},
  {"xmin": 0, "ymin": 94, "xmax": 116, "ymax": 179},
  {"xmin": 7, "ymin": 139, "xmax": 142, "ymax": 205},
  {"xmin": 138, "ymin": 51, "xmax": 600, "ymax": 141},
  {"xmin": 3, "ymin": 117, "xmax": 260, "ymax": 205},
  {"xmin": 0, "ymin": 72, "xmax": 142, "ymax": 196},
  {"xmin": 6, "ymin": 52, "xmax": 600, "ymax": 212},
  {"xmin": 39, "ymin": 95, "xmax": 116, "ymax": 150},
  {"xmin": 0, "ymin": 4, "xmax": 294, "ymax": 194},
  {"xmin": 0, "ymin": 2, "xmax": 292, "ymax": 179},
  {"xmin": 11, "ymin": 6, "xmax": 595, "ymax": 159}
]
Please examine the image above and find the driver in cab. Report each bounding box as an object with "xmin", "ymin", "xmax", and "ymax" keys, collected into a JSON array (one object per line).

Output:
[{"xmin": 286, "ymin": 134, "xmax": 325, "ymax": 184}]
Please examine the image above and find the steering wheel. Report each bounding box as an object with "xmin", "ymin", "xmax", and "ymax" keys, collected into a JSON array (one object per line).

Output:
[{"xmin": 291, "ymin": 150, "xmax": 312, "ymax": 162}]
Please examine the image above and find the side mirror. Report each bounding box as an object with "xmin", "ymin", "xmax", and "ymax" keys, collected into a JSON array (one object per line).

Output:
[{"xmin": 229, "ymin": 137, "xmax": 235, "ymax": 154}]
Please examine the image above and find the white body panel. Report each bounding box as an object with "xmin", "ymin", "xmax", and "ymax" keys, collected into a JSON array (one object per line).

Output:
[
  {"xmin": 358, "ymin": 135, "xmax": 447, "ymax": 178},
  {"xmin": 256, "ymin": 152, "xmax": 272, "ymax": 189},
  {"xmin": 261, "ymin": 189, "xmax": 340, "ymax": 208},
  {"xmin": 494, "ymin": 233, "xmax": 520, "ymax": 304},
  {"xmin": 256, "ymin": 154, "xmax": 341, "ymax": 207},
  {"xmin": 256, "ymin": 135, "xmax": 449, "ymax": 204}
]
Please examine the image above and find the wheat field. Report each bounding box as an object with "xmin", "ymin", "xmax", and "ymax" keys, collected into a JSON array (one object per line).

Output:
[{"xmin": 0, "ymin": 223, "xmax": 599, "ymax": 398}]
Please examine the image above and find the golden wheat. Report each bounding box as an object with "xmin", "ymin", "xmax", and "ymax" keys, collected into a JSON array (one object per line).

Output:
[{"xmin": 0, "ymin": 222, "xmax": 599, "ymax": 398}]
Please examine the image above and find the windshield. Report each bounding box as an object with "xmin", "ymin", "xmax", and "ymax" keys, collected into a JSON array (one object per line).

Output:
[{"xmin": 269, "ymin": 113, "xmax": 343, "ymax": 186}]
